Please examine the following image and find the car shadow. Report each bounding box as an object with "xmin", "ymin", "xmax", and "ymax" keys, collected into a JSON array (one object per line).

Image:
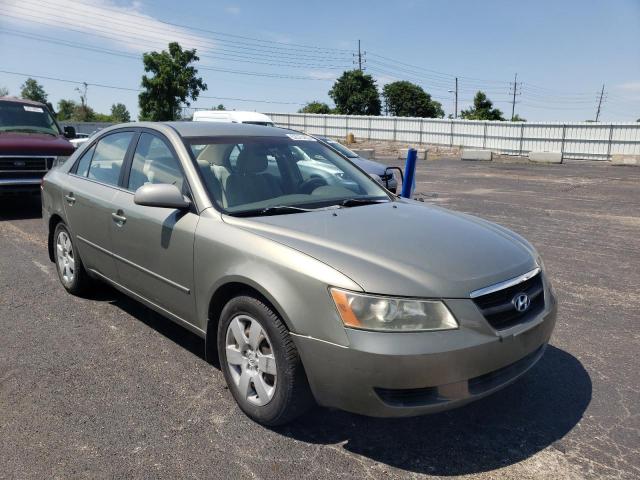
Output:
[
  {"xmin": 276, "ymin": 345, "xmax": 591, "ymax": 476},
  {"xmin": 0, "ymin": 194, "xmax": 42, "ymax": 220},
  {"xmin": 84, "ymin": 285, "xmax": 591, "ymax": 476},
  {"xmin": 84, "ymin": 284, "xmax": 207, "ymax": 362}
]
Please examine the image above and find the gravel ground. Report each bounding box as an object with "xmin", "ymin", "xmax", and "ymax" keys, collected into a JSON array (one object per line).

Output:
[{"xmin": 1, "ymin": 159, "xmax": 639, "ymax": 479}]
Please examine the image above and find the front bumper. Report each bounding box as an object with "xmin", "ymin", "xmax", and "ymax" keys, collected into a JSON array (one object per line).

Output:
[
  {"xmin": 0, "ymin": 178, "xmax": 42, "ymax": 194},
  {"xmin": 293, "ymin": 288, "xmax": 557, "ymax": 417}
]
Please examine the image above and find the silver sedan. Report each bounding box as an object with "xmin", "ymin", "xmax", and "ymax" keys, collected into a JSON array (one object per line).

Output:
[{"xmin": 42, "ymin": 121, "xmax": 557, "ymax": 425}]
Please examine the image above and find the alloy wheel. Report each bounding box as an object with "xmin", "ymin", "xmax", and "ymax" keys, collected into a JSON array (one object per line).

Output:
[
  {"xmin": 225, "ymin": 314, "xmax": 277, "ymax": 406},
  {"xmin": 56, "ymin": 230, "xmax": 75, "ymax": 285}
]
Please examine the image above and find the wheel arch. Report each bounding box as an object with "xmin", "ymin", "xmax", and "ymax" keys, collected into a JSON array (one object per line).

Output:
[
  {"xmin": 47, "ymin": 214, "xmax": 64, "ymax": 262},
  {"xmin": 204, "ymin": 280, "xmax": 292, "ymax": 364}
]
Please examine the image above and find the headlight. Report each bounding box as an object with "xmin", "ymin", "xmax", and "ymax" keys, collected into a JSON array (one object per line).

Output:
[
  {"xmin": 53, "ymin": 156, "xmax": 70, "ymax": 168},
  {"xmin": 330, "ymin": 288, "xmax": 459, "ymax": 332}
]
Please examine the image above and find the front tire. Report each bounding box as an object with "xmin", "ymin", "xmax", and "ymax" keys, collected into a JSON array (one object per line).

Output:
[
  {"xmin": 218, "ymin": 294, "xmax": 314, "ymax": 426},
  {"xmin": 53, "ymin": 222, "xmax": 91, "ymax": 295}
]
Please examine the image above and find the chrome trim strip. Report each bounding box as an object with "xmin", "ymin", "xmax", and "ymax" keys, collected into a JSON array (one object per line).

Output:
[
  {"xmin": 469, "ymin": 267, "xmax": 541, "ymax": 299},
  {"xmin": 77, "ymin": 235, "xmax": 191, "ymax": 294},
  {"xmin": 0, "ymin": 178, "xmax": 42, "ymax": 185},
  {"xmin": 68, "ymin": 173, "xmax": 132, "ymax": 194},
  {"xmin": 0, "ymin": 155, "xmax": 55, "ymax": 158}
]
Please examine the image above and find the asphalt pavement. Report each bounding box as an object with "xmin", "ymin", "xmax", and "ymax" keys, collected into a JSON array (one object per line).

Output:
[{"xmin": 1, "ymin": 159, "xmax": 638, "ymax": 479}]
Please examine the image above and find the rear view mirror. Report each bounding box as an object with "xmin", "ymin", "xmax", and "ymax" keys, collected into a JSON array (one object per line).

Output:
[
  {"xmin": 63, "ymin": 126, "xmax": 76, "ymax": 139},
  {"xmin": 134, "ymin": 184, "xmax": 191, "ymax": 210}
]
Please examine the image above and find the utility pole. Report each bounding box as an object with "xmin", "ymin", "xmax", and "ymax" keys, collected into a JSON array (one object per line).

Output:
[
  {"xmin": 357, "ymin": 40, "xmax": 362, "ymax": 71},
  {"xmin": 510, "ymin": 73, "xmax": 518, "ymax": 120},
  {"xmin": 448, "ymin": 77, "xmax": 458, "ymax": 119},
  {"xmin": 454, "ymin": 77, "xmax": 458, "ymax": 118},
  {"xmin": 595, "ymin": 84, "xmax": 605, "ymax": 122}
]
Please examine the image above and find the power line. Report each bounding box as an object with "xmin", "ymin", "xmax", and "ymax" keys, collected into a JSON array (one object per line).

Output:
[
  {"xmin": 11, "ymin": 2, "xmax": 353, "ymax": 62},
  {"xmin": 0, "ymin": 69, "xmax": 305, "ymax": 105},
  {"xmin": 0, "ymin": 30, "xmax": 338, "ymax": 81},
  {"xmin": 2, "ymin": 17, "xmax": 351, "ymax": 70},
  {"xmin": 46, "ymin": 0, "xmax": 352, "ymax": 53}
]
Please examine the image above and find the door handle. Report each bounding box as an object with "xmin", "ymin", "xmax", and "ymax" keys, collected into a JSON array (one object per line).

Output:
[
  {"xmin": 111, "ymin": 210, "xmax": 127, "ymax": 225},
  {"xmin": 64, "ymin": 193, "xmax": 76, "ymax": 205}
]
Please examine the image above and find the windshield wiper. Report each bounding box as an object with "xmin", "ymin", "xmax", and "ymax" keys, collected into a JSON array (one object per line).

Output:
[
  {"xmin": 339, "ymin": 198, "xmax": 389, "ymax": 207},
  {"xmin": 231, "ymin": 204, "xmax": 336, "ymax": 217}
]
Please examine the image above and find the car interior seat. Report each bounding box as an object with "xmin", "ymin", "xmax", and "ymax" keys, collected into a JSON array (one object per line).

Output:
[{"xmin": 225, "ymin": 145, "xmax": 283, "ymax": 207}]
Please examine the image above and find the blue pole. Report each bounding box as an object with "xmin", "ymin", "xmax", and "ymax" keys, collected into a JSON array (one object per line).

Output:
[{"xmin": 400, "ymin": 148, "xmax": 417, "ymax": 198}]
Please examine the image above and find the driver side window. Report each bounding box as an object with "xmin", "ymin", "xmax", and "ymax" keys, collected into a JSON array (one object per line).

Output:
[{"xmin": 128, "ymin": 133, "xmax": 185, "ymax": 192}]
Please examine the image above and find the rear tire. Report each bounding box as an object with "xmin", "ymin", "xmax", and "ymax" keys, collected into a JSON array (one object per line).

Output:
[
  {"xmin": 53, "ymin": 222, "xmax": 91, "ymax": 295},
  {"xmin": 218, "ymin": 294, "xmax": 314, "ymax": 426}
]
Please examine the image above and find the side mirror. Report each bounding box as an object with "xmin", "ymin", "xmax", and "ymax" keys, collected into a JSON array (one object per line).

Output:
[
  {"xmin": 368, "ymin": 173, "xmax": 384, "ymax": 186},
  {"xmin": 134, "ymin": 184, "xmax": 191, "ymax": 210},
  {"xmin": 63, "ymin": 126, "xmax": 76, "ymax": 139}
]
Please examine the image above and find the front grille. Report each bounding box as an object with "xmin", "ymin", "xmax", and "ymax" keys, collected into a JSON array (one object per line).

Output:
[
  {"xmin": 0, "ymin": 157, "xmax": 51, "ymax": 172},
  {"xmin": 472, "ymin": 273, "xmax": 545, "ymax": 330}
]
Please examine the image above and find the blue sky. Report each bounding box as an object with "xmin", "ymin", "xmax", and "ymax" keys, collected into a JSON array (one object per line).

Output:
[{"xmin": 1, "ymin": 0, "xmax": 639, "ymax": 122}]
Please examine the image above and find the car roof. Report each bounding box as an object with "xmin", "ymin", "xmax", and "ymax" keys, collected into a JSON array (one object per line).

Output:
[
  {"xmin": 192, "ymin": 111, "xmax": 273, "ymax": 122},
  {"xmin": 162, "ymin": 121, "xmax": 291, "ymax": 138},
  {"xmin": 0, "ymin": 96, "xmax": 47, "ymax": 107}
]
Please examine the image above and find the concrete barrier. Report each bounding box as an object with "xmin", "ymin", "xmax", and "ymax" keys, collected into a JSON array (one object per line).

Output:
[
  {"xmin": 397, "ymin": 149, "xmax": 427, "ymax": 160},
  {"xmin": 462, "ymin": 149, "xmax": 493, "ymax": 161},
  {"xmin": 611, "ymin": 154, "xmax": 640, "ymax": 166},
  {"xmin": 352, "ymin": 149, "xmax": 375, "ymax": 160},
  {"xmin": 529, "ymin": 152, "xmax": 563, "ymax": 164}
]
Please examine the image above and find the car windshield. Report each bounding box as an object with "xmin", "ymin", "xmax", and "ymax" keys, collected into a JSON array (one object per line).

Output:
[
  {"xmin": 186, "ymin": 135, "xmax": 390, "ymax": 215},
  {"xmin": 324, "ymin": 139, "xmax": 359, "ymax": 158},
  {"xmin": 0, "ymin": 101, "xmax": 60, "ymax": 135},
  {"xmin": 242, "ymin": 121, "xmax": 275, "ymax": 127}
]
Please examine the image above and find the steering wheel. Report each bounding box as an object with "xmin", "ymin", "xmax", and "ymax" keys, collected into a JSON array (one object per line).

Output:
[{"xmin": 298, "ymin": 176, "xmax": 328, "ymax": 194}]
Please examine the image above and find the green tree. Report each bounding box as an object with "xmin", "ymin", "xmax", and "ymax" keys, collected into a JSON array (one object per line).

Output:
[
  {"xmin": 110, "ymin": 103, "xmax": 130, "ymax": 122},
  {"xmin": 298, "ymin": 101, "xmax": 333, "ymax": 114},
  {"xmin": 56, "ymin": 99, "xmax": 77, "ymax": 120},
  {"xmin": 214, "ymin": 104, "xmax": 226, "ymax": 110},
  {"xmin": 20, "ymin": 78, "xmax": 48, "ymax": 104},
  {"xmin": 139, "ymin": 42, "xmax": 207, "ymax": 121},
  {"xmin": 20, "ymin": 78, "xmax": 54, "ymax": 112},
  {"xmin": 0, "ymin": 86, "xmax": 9, "ymax": 97},
  {"xmin": 511, "ymin": 114, "xmax": 526, "ymax": 122},
  {"xmin": 382, "ymin": 81, "xmax": 444, "ymax": 118},
  {"xmin": 93, "ymin": 112, "xmax": 113, "ymax": 122},
  {"xmin": 460, "ymin": 91, "xmax": 504, "ymax": 121},
  {"xmin": 73, "ymin": 104, "xmax": 95, "ymax": 122},
  {"xmin": 329, "ymin": 70, "xmax": 381, "ymax": 115}
]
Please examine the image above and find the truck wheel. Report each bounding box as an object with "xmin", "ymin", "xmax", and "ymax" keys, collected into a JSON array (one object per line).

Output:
[
  {"xmin": 218, "ymin": 294, "xmax": 314, "ymax": 426},
  {"xmin": 53, "ymin": 222, "xmax": 91, "ymax": 295}
]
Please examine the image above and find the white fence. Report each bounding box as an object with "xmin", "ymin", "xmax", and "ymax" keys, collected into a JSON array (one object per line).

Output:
[{"xmin": 266, "ymin": 113, "xmax": 640, "ymax": 161}]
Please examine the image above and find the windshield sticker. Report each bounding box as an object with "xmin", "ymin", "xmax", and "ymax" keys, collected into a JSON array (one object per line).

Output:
[
  {"xmin": 23, "ymin": 106, "xmax": 44, "ymax": 113},
  {"xmin": 286, "ymin": 133, "xmax": 316, "ymax": 141}
]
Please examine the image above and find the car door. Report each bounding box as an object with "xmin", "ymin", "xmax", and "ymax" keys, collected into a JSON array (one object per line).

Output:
[
  {"xmin": 62, "ymin": 131, "xmax": 136, "ymax": 281},
  {"xmin": 110, "ymin": 131, "xmax": 198, "ymax": 325}
]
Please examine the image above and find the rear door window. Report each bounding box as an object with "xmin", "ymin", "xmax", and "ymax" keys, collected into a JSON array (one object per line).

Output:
[
  {"xmin": 74, "ymin": 144, "xmax": 96, "ymax": 177},
  {"xmin": 87, "ymin": 132, "xmax": 134, "ymax": 187}
]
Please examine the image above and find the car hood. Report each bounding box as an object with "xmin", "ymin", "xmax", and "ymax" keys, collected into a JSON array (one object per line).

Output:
[
  {"xmin": 350, "ymin": 157, "xmax": 389, "ymax": 176},
  {"xmin": 0, "ymin": 131, "xmax": 75, "ymax": 156},
  {"xmin": 223, "ymin": 200, "xmax": 537, "ymax": 298}
]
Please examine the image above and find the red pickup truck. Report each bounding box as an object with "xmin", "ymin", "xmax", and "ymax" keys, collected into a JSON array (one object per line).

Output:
[{"xmin": 0, "ymin": 97, "xmax": 76, "ymax": 194}]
